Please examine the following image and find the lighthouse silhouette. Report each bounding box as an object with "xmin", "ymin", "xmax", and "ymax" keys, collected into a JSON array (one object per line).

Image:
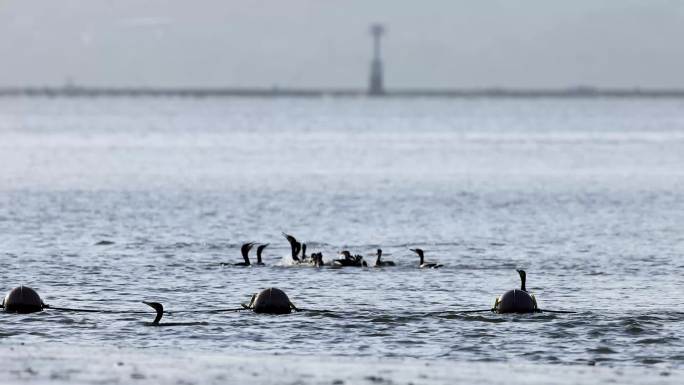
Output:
[{"xmin": 368, "ymin": 23, "xmax": 386, "ymax": 96}]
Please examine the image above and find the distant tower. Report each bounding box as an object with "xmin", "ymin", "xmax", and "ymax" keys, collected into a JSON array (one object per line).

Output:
[{"xmin": 368, "ymin": 23, "xmax": 386, "ymax": 96}]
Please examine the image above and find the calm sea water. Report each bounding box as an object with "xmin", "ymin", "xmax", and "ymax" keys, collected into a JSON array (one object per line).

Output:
[{"xmin": 1, "ymin": 97, "xmax": 683, "ymax": 370}]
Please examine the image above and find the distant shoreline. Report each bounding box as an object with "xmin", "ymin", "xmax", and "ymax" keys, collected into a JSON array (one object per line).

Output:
[{"xmin": 2, "ymin": 86, "xmax": 684, "ymax": 99}]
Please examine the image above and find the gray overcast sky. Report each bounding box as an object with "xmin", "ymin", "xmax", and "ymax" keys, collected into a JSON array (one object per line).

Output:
[{"xmin": 1, "ymin": 0, "xmax": 683, "ymax": 88}]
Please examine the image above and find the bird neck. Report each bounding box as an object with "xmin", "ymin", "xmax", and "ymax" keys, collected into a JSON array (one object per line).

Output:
[
  {"xmin": 153, "ymin": 308, "xmax": 162, "ymax": 325},
  {"xmin": 520, "ymin": 276, "xmax": 527, "ymax": 292}
]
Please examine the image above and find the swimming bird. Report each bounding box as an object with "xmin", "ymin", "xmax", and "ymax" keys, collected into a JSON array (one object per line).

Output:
[
  {"xmin": 312, "ymin": 252, "xmax": 324, "ymax": 267},
  {"xmin": 373, "ymin": 249, "xmax": 395, "ymax": 267},
  {"xmin": 234, "ymin": 242, "xmax": 255, "ymax": 266},
  {"xmin": 282, "ymin": 232, "xmax": 301, "ymax": 262},
  {"xmin": 142, "ymin": 302, "xmax": 208, "ymax": 326},
  {"xmin": 301, "ymin": 243, "xmax": 308, "ymax": 262},
  {"xmin": 256, "ymin": 243, "xmax": 269, "ymax": 266},
  {"xmin": 306, "ymin": 251, "xmax": 320, "ymax": 266},
  {"xmin": 333, "ymin": 251, "xmax": 365, "ymax": 267},
  {"xmin": 410, "ymin": 248, "xmax": 443, "ymax": 269},
  {"xmin": 493, "ymin": 269, "xmax": 538, "ymax": 314},
  {"xmin": 517, "ymin": 269, "xmax": 528, "ymax": 292},
  {"xmin": 333, "ymin": 250, "xmax": 353, "ymax": 266}
]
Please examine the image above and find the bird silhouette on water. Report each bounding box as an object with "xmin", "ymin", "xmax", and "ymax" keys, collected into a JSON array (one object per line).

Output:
[
  {"xmin": 410, "ymin": 248, "xmax": 443, "ymax": 268},
  {"xmin": 142, "ymin": 302, "xmax": 208, "ymax": 326}
]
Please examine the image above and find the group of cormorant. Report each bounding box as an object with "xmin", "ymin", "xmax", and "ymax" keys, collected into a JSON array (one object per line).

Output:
[
  {"xmin": 227, "ymin": 233, "xmax": 443, "ymax": 269},
  {"xmin": 219, "ymin": 233, "xmax": 548, "ymax": 314},
  {"xmin": 2, "ymin": 232, "xmax": 573, "ymax": 320},
  {"xmin": 222, "ymin": 242, "xmax": 269, "ymax": 266}
]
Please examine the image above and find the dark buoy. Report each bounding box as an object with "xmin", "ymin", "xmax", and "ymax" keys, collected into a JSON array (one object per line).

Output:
[
  {"xmin": 494, "ymin": 289, "xmax": 536, "ymax": 313},
  {"xmin": 243, "ymin": 288, "xmax": 297, "ymax": 314},
  {"xmin": 2, "ymin": 286, "xmax": 44, "ymax": 313},
  {"xmin": 494, "ymin": 270, "xmax": 538, "ymax": 314}
]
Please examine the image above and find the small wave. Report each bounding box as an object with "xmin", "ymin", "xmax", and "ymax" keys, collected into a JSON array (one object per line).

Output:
[
  {"xmin": 438, "ymin": 313, "xmax": 507, "ymax": 323},
  {"xmin": 621, "ymin": 320, "xmax": 646, "ymax": 335},
  {"xmin": 589, "ymin": 346, "xmax": 617, "ymax": 354},
  {"xmin": 640, "ymin": 357, "xmax": 665, "ymax": 365},
  {"xmin": 636, "ymin": 337, "xmax": 676, "ymax": 345}
]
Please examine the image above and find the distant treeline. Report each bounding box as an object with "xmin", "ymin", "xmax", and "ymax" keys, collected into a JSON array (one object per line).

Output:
[{"xmin": 2, "ymin": 86, "xmax": 684, "ymax": 99}]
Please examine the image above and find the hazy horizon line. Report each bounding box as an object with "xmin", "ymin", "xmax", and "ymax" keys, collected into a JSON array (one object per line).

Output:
[{"xmin": 3, "ymin": 84, "xmax": 684, "ymax": 99}]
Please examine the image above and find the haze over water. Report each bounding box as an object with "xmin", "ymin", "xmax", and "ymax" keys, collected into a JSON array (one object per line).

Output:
[{"xmin": 1, "ymin": 97, "xmax": 683, "ymax": 382}]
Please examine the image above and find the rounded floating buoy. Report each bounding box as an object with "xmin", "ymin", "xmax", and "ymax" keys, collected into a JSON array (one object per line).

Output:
[
  {"xmin": 247, "ymin": 288, "xmax": 295, "ymax": 314},
  {"xmin": 495, "ymin": 289, "xmax": 536, "ymax": 314},
  {"xmin": 3, "ymin": 286, "xmax": 44, "ymax": 313}
]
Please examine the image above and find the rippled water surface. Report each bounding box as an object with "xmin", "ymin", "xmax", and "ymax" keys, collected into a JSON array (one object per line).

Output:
[{"xmin": 1, "ymin": 97, "xmax": 683, "ymax": 371}]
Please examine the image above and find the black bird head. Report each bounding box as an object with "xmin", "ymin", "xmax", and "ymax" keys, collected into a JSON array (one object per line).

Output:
[
  {"xmin": 282, "ymin": 233, "xmax": 300, "ymax": 260},
  {"xmin": 281, "ymin": 232, "xmax": 298, "ymax": 247},
  {"xmin": 282, "ymin": 232, "xmax": 294, "ymax": 242},
  {"xmin": 410, "ymin": 248, "xmax": 425, "ymax": 264},
  {"xmin": 241, "ymin": 242, "xmax": 255, "ymax": 258},
  {"xmin": 143, "ymin": 301, "xmax": 164, "ymax": 324},
  {"xmin": 340, "ymin": 250, "xmax": 352, "ymax": 259},
  {"xmin": 257, "ymin": 243, "xmax": 269, "ymax": 261},
  {"xmin": 516, "ymin": 269, "xmax": 527, "ymax": 292},
  {"xmin": 409, "ymin": 248, "xmax": 424, "ymax": 258}
]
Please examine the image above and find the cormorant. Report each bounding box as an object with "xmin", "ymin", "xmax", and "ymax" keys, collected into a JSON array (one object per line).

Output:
[
  {"xmin": 409, "ymin": 248, "xmax": 443, "ymax": 269},
  {"xmin": 373, "ymin": 249, "xmax": 395, "ymax": 267},
  {"xmin": 142, "ymin": 302, "xmax": 208, "ymax": 326},
  {"xmin": 282, "ymin": 233, "xmax": 301, "ymax": 262},
  {"xmin": 333, "ymin": 251, "xmax": 365, "ymax": 267},
  {"xmin": 256, "ymin": 243, "xmax": 268, "ymax": 266},
  {"xmin": 493, "ymin": 269, "xmax": 538, "ymax": 314},
  {"xmin": 234, "ymin": 242, "xmax": 255, "ymax": 266}
]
